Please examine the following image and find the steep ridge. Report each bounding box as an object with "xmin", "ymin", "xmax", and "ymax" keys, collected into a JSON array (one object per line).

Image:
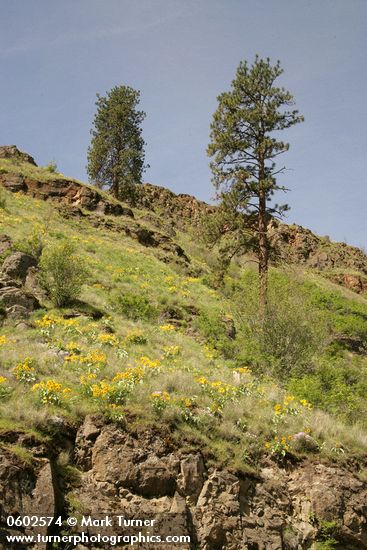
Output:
[
  {"xmin": 129, "ymin": 182, "xmax": 367, "ymax": 292},
  {"xmin": 1, "ymin": 145, "xmax": 366, "ymax": 294}
]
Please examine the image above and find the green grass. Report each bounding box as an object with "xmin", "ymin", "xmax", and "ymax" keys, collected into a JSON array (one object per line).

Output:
[
  {"xmin": 0, "ymin": 158, "xmax": 124, "ymax": 206},
  {"xmin": 1, "ymin": 184, "xmax": 367, "ymax": 471},
  {"xmin": 0, "ymin": 158, "xmax": 84, "ymax": 184}
]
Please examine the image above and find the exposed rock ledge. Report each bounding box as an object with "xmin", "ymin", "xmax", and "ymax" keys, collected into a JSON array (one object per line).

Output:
[
  {"xmin": 0, "ymin": 417, "xmax": 366, "ymax": 549},
  {"xmin": 0, "ymin": 171, "xmax": 134, "ymax": 219}
]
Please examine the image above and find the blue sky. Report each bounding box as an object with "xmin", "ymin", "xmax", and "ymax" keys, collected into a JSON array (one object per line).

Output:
[{"xmin": 0, "ymin": 0, "xmax": 366, "ymax": 248}]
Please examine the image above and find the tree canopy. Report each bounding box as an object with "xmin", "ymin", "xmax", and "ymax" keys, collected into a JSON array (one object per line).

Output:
[
  {"xmin": 87, "ymin": 85, "xmax": 147, "ymax": 199},
  {"xmin": 207, "ymin": 56, "xmax": 303, "ymax": 312}
]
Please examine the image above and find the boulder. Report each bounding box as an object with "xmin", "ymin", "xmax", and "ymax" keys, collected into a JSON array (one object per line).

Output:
[
  {"xmin": 0, "ymin": 282, "xmax": 39, "ymax": 310},
  {"xmin": 2, "ymin": 252, "xmax": 37, "ymax": 281},
  {"xmin": 0, "ymin": 274, "xmax": 40, "ymax": 319},
  {"xmin": 292, "ymin": 432, "xmax": 319, "ymax": 453}
]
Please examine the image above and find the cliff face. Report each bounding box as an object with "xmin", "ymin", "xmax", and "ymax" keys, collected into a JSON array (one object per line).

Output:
[
  {"xmin": 1, "ymin": 418, "xmax": 367, "ymax": 550},
  {"xmin": 131, "ymin": 183, "xmax": 367, "ymax": 289}
]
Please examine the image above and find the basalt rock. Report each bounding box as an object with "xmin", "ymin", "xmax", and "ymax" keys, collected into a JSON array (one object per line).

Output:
[
  {"xmin": 89, "ymin": 215, "xmax": 191, "ymax": 266},
  {"xmin": 0, "ymin": 445, "xmax": 59, "ymax": 550},
  {"xmin": 1, "ymin": 419, "xmax": 367, "ymax": 549},
  {"xmin": 2, "ymin": 252, "xmax": 37, "ymax": 282},
  {"xmin": 123, "ymin": 183, "xmax": 215, "ymax": 231},
  {"xmin": 0, "ymin": 145, "xmax": 37, "ymax": 166},
  {"xmin": 0, "ymin": 253, "xmax": 40, "ymax": 319},
  {"xmin": 0, "ymin": 277, "xmax": 40, "ymax": 319},
  {"xmin": 329, "ymin": 273, "xmax": 367, "ymax": 294},
  {"xmin": 269, "ymin": 220, "xmax": 367, "ymax": 278},
  {"xmin": 68, "ymin": 419, "xmax": 367, "ymax": 549},
  {"xmin": 0, "ymin": 173, "xmax": 134, "ymax": 219}
]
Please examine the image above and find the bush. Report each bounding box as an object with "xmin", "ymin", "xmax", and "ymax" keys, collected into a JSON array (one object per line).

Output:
[
  {"xmin": 288, "ymin": 356, "xmax": 367, "ymax": 424},
  {"xmin": 45, "ymin": 160, "xmax": 57, "ymax": 173},
  {"xmin": 316, "ymin": 520, "xmax": 339, "ymax": 549},
  {"xmin": 194, "ymin": 311, "xmax": 236, "ymax": 358},
  {"xmin": 15, "ymin": 229, "xmax": 44, "ymax": 258},
  {"xmin": 39, "ymin": 242, "xmax": 88, "ymax": 307},
  {"xmin": 305, "ymin": 282, "xmax": 367, "ymax": 342},
  {"xmin": 230, "ymin": 269, "xmax": 326, "ymax": 379},
  {"xmin": 114, "ymin": 292, "xmax": 157, "ymax": 321}
]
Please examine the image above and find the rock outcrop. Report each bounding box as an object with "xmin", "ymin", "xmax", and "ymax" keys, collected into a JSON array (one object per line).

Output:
[
  {"xmin": 269, "ymin": 221, "xmax": 367, "ymax": 279},
  {"xmin": 1, "ymin": 419, "xmax": 366, "ymax": 549},
  {"xmin": 0, "ymin": 250, "xmax": 40, "ymax": 319},
  {"xmin": 129, "ymin": 183, "xmax": 215, "ymax": 231},
  {"xmin": 71, "ymin": 420, "xmax": 367, "ymax": 549},
  {"xmin": 0, "ymin": 172, "xmax": 134, "ymax": 219},
  {"xmin": 0, "ymin": 145, "xmax": 37, "ymax": 166},
  {"xmin": 125, "ymin": 184, "xmax": 367, "ymax": 290},
  {"xmin": 1, "ymin": 145, "xmax": 367, "ymax": 290},
  {"xmin": 0, "ymin": 146, "xmax": 190, "ymax": 267}
]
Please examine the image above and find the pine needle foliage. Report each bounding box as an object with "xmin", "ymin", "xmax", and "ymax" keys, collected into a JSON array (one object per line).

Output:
[
  {"xmin": 87, "ymin": 85, "xmax": 147, "ymax": 199},
  {"xmin": 208, "ymin": 56, "xmax": 303, "ymax": 312}
]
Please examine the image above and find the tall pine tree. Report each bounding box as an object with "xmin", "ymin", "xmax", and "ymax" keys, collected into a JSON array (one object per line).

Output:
[
  {"xmin": 208, "ymin": 56, "xmax": 303, "ymax": 315},
  {"xmin": 87, "ymin": 85, "xmax": 147, "ymax": 199}
]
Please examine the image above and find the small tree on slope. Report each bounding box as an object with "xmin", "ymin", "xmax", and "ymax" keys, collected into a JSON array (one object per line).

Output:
[
  {"xmin": 207, "ymin": 56, "xmax": 303, "ymax": 316},
  {"xmin": 87, "ymin": 85, "xmax": 147, "ymax": 199}
]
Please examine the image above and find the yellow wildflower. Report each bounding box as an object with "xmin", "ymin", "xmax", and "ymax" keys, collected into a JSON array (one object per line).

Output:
[
  {"xmin": 97, "ymin": 333, "xmax": 119, "ymax": 347},
  {"xmin": 159, "ymin": 324, "xmax": 176, "ymax": 332},
  {"xmin": 283, "ymin": 395, "xmax": 295, "ymax": 406},
  {"xmin": 274, "ymin": 404, "xmax": 283, "ymax": 415},
  {"xmin": 235, "ymin": 366, "xmax": 252, "ymax": 375},
  {"xmin": 80, "ymin": 373, "xmax": 97, "ymax": 385}
]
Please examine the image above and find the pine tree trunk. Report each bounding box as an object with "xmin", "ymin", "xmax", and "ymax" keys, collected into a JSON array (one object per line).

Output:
[
  {"xmin": 258, "ymin": 189, "xmax": 268, "ymax": 319},
  {"xmin": 258, "ymin": 154, "xmax": 268, "ymax": 320},
  {"xmin": 111, "ymin": 175, "xmax": 119, "ymax": 199}
]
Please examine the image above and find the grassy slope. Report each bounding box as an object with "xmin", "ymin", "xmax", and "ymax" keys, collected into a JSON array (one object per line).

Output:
[{"xmin": 1, "ymin": 170, "xmax": 367, "ymax": 471}]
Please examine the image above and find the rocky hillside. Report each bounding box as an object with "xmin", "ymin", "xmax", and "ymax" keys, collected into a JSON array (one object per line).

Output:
[
  {"xmin": 1, "ymin": 146, "xmax": 367, "ymax": 549},
  {"xmin": 1, "ymin": 419, "xmax": 367, "ymax": 550},
  {"xmin": 1, "ymin": 145, "xmax": 366, "ymax": 294}
]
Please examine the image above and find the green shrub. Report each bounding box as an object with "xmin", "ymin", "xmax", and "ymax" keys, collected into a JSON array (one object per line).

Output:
[
  {"xmin": 231, "ymin": 269, "xmax": 326, "ymax": 379},
  {"xmin": 305, "ymin": 282, "xmax": 367, "ymax": 342},
  {"xmin": 39, "ymin": 242, "xmax": 88, "ymax": 307},
  {"xmin": 194, "ymin": 311, "xmax": 236, "ymax": 358},
  {"xmin": 316, "ymin": 519, "xmax": 339, "ymax": 549},
  {"xmin": 288, "ymin": 356, "xmax": 367, "ymax": 424},
  {"xmin": 15, "ymin": 230, "xmax": 44, "ymax": 258},
  {"xmin": 45, "ymin": 160, "xmax": 57, "ymax": 173},
  {"xmin": 114, "ymin": 292, "xmax": 157, "ymax": 321}
]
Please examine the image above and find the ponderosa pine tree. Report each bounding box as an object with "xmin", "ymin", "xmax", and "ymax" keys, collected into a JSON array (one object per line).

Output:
[
  {"xmin": 87, "ymin": 85, "xmax": 147, "ymax": 199},
  {"xmin": 207, "ymin": 56, "xmax": 303, "ymax": 316}
]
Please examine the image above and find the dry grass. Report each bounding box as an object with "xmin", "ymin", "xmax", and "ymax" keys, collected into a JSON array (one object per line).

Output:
[{"xmin": 0, "ymin": 182, "xmax": 367, "ymax": 470}]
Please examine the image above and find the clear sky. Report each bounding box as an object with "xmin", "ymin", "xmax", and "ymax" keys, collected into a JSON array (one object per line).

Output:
[{"xmin": 0, "ymin": 0, "xmax": 366, "ymax": 248}]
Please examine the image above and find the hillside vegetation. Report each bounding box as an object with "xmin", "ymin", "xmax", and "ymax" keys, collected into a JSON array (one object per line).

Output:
[{"xmin": 0, "ymin": 151, "xmax": 367, "ymax": 473}]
